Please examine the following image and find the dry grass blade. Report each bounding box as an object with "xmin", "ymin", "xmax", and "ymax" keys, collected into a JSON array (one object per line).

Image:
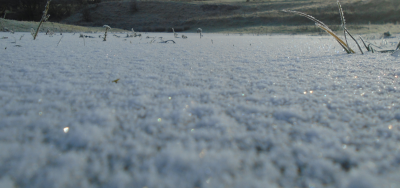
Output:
[
  {"xmin": 337, "ymin": 0, "xmax": 349, "ymax": 50},
  {"xmin": 316, "ymin": 24, "xmax": 354, "ymax": 53},
  {"xmin": 284, "ymin": 7, "xmax": 364, "ymax": 54},
  {"xmin": 282, "ymin": 10, "xmax": 331, "ymax": 30},
  {"xmin": 359, "ymin": 36, "xmax": 368, "ymax": 49},
  {"xmin": 282, "ymin": 9, "xmax": 355, "ymax": 54},
  {"xmin": 337, "ymin": 0, "xmax": 363, "ymax": 54},
  {"xmin": 335, "ymin": 39, "xmax": 352, "ymax": 54},
  {"xmin": 282, "ymin": 9, "xmax": 353, "ymax": 53},
  {"xmin": 343, "ymin": 27, "xmax": 363, "ymax": 54}
]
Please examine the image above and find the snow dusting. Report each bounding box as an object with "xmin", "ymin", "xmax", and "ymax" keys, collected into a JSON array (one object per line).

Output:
[{"xmin": 1, "ymin": 32, "xmax": 400, "ymax": 188}]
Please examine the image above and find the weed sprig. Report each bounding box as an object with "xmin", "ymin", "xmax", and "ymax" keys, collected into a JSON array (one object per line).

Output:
[
  {"xmin": 33, "ymin": 0, "xmax": 51, "ymax": 40},
  {"xmin": 283, "ymin": 0, "xmax": 364, "ymax": 54},
  {"xmin": 172, "ymin": 28, "xmax": 178, "ymax": 38},
  {"xmin": 360, "ymin": 36, "xmax": 400, "ymax": 53},
  {"xmin": 197, "ymin": 28, "xmax": 203, "ymax": 39},
  {"xmin": 103, "ymin": 25, "xmax": 111, "ymax": 41},
  {"xmin": 282, "ymin": 9, "xmax": 352, "ymax": 53}
]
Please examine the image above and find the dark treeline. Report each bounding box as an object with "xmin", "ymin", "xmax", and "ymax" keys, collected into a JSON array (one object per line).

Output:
[{"xmin": 0, "ymin": 0, "xmax": 101, "ymax": 21}]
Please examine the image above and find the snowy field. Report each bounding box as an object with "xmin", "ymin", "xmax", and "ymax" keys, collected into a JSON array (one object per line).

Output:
[{"xmin": 1, "ymin": 31, "xmax": 400, "ymax": 188}]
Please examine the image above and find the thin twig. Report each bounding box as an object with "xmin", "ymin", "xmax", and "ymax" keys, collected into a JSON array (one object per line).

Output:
[{"xmin": 57, "ymin": 35, "xmax": 63, "ymax": 47}]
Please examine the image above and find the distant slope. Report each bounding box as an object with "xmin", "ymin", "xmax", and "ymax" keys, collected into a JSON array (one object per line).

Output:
[
  {"xmin": 2, "ymin": 0, "xmax": 399, "ymax": 34},
  {"xmin": 59, "ymin": 0, "xmax": 400, "ymax": 33},
  {"xmin": 0, "ymin": 18, "xmax": 127, "ymax": 33}
]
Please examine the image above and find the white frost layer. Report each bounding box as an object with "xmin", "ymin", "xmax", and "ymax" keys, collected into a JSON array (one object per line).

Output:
[{"xmin": 1, "ymin": 32, "xmax": 400, "ymax": 188}]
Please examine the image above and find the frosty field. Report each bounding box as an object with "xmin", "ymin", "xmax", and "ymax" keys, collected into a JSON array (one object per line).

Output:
[{"xmin": 1, "ymin": 32, "xmax": 400, "ymax": 188}]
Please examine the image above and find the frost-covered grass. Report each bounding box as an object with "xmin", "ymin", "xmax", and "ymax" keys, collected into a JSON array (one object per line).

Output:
[{"xmin": 1, "ymin": 32, "xmax": 400, "ymax": 188}]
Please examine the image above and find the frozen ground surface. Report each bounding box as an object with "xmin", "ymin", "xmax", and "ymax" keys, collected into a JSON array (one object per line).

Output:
[{"xmin": 1, "ymin": 32, "xmax": 400, "ymax": 188}]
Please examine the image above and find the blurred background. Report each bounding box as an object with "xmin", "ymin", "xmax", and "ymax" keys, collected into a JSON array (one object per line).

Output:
[{"xmin": 1, "ymin": 0, "xmax": 399, "ymax": 33}]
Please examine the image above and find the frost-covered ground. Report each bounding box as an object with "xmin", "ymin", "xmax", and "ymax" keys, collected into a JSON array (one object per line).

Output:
[{"xmin": 1, "ymin": 32, "xmax": 400, "ymax": 188}]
